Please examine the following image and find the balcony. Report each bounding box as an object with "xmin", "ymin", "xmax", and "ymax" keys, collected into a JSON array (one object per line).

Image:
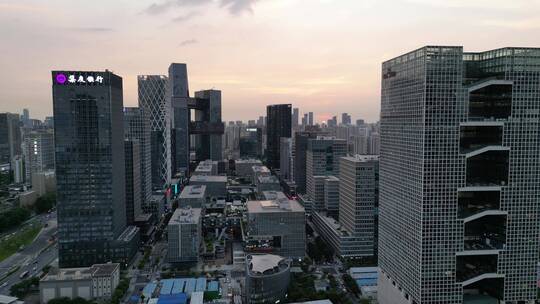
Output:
[
  {"xmin": 464, "ymin": 215, "xmax": 506, "ymax": 251},
  {"xmin": 466, "ymin": 150, "xmax": 509, "ymax": 187},
  {"xmin": 463, "ymin": 277, "xmax": 503, "ymax": 303},
  {"xmin": 457, "ymin": 254, "xmax": 500, "ymax": 285},
  {"xmin": 458, "ymin": 190, "xmax": 502, "ymax": 220},
  {"xmin": 468, "ymin": 80, "xmax": 512, "ymax": 121},
  {"xmin": 459, "ymin": 124, "xmax": 503, "ymax": 154}
]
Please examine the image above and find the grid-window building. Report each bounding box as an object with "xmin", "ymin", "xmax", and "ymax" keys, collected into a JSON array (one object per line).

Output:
[
  {"xmin": 23, "ymin": 129, "xmax": 55, "ymax": 183},
  {"xmin": 52, "ymin": 70, "xmax": 139, "ymax": 267},
  {"xmin": 124, "ymin": 140, "xmax": 141, "ymax": 226},
  {"xmin": 167, "ymin": 208, "xmax": 202, "ymax": 263},
  {"xmin": 378, "ymin": 46, "xmax": 540, "ymax": 304},
  {"xmin": 123, "ymin": 107, "xmax": 152, "ymax": 208},
  {"xmin": 246, "ymin": 199, "xmax": 305, "ymax": 258},
  {"xmin": 305, "ymin": 137, "xmax": 347, "ymax": 212},
  {"xmin": 0, "ymin": 113, "xmax": 22, "ymax": 167}
]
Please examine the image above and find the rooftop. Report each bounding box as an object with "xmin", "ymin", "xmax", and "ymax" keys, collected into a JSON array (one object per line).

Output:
[
  {"xmin": 257, "ymin": 175, "xmax": 280, "ymax": 183},
  {"xmin": 342, "ymin": 155, "xmax": 379, "ymax": 162},
  {"xmin": 236, "ymin": 159, "xmax": 262, "ymax": 164},
  {"xmin": 190, "ymin": 175, "xmax": 227, "ymax": 183},
  {"xmin": 252, "ymin": 166, "xmax": 271, "ymax": 173},
  {"xmin": 247, "ymin": 254, "xmax": 289, "ymax": 274},
  {"xmin": 247, "ymin": 199, "xmax": 304, "ymax": 213},
  {"xmin": 169, "ymin": 208, "xmax": 201, "ymax": 225},
  {"xmin": 179, "ymin": 185, "xmax": 206, "ymax": 198},
  {"xmin": 261, "ymin": 191, "xmax": 288, "ymax": 200},
  {"xmin": 41, "ymin": 263, "xmax": 119, "ymax": 282}
]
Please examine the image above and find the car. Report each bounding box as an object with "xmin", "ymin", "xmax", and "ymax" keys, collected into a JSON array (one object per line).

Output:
[{"xmin": 0, "ymin": 282, "xmax": 8, "ymax": 288}]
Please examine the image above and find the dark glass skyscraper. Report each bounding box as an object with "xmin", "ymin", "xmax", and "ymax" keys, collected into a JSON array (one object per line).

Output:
[
  {"xmin": 52, "ymin": 70, "xmax": 138, "ymax": 267},
  {"xmin": 266, "ymin": 104, "xmax": 291, "ymax": 169}
]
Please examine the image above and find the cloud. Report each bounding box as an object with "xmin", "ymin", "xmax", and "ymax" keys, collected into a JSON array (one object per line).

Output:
[
  {"xmin": 67, "ymin": 27, "xmax": 114, "ymax": 32},
  {"xmin": 144, "ymin": 0, "xmax": 259, "ymax": 16},
  {"xmin": 178, "ymin": 39, "xmax": 198, "ymax": 47},
  {"xmin": 220, "ymin": 0, "xmax": 259, "ymax": 15},
  {"xmin": 172, "ymin": 11, "xmax": 201, "ymax": 23},
  {"xmin": 144, "ymin": 0, "xmax": 211, "ymax": 15}
]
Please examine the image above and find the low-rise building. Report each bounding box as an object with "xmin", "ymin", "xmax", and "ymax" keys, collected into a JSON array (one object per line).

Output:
[
  {"xmin": 39, "ymin": 263, "xmax": 120, "ymax": 304},
  {"xmin": 178, "ymin": 185, "xmax": 206, "ymax": 208},
  {"xmin": 251, "ymin": 166, "xmax": 271, "ymax": 184},
  {"xmin": 189, "ymin": 175, "xmax": 227, "ymax": 198},
  {"xmin": 245, "ymin": 254, "xmax": 290, "ymax": 304},
  {"xmin": 256, "ymin": 175, "xmax": 281, "ymax": 193},
  {"xmin": 193, "ymin": 160, "xmax": 218, "ymax": 176},
  {"xmin": 167, "ymin": 208, "xmax": 202, "ymax": 263},
  {"xmin": 235, "ymin": 159, "xmax": 263, "ymax": 178},
  {"xmin": 246, "ymin": 199, "xmax": 305, "ymax": 258}
]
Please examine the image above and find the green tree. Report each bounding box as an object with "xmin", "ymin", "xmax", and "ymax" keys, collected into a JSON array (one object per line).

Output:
[
  {"xmin": 35, "ymin": 193, "xmax": 56, "ymax": 214},
  {"xmin": 10, "ymin": 276, "xmax": 39, "ymax": 298}
]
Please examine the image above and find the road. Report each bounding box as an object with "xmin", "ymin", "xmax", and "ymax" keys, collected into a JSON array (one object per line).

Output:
[{"xmin": 0, "ymin": 212, "xmax": 58, "ymax": 295}]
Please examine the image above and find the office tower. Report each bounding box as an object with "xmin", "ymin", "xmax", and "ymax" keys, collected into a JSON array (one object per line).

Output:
[
  {"xmin": 194, "ymin": 90, "xmax": 223, "ymax": 161},
  {"xmin": 167, "ymin": 208, "xmax": 202, "ymax": 263},
  {"xmin": 44, "ymin": 116, "xmax": 54, "ymax": 128},
  {"xmin": 240, "ymin": 127, "xmax": 262, "ymax": 158},
  {"xmin": 124, "ymin": 140, "xmax": 141, "ymax": 225},
  {"xmin": 23, "ymin": 129, "xmax": 55, "ymax": 183},
  {"xmin": 52, "ymin": 70, "xmax": 139, "ymax": 267},
  {"xmin": 22, "ymin": 108, "xmax": 31, "ymax": 129},
  {"xmin": 308, "ymin": 112, "xmax": 314, "ymax": 126},
  {"xmin": 169, "ymin": 63, "xmax": 224, "ymax": 167},
  {"xmin": 293, "ymin": 131, "xmax": 319, "ymax": 194},
  {"xmin": 323, "ymin": 176, "xmax": 340, "ymax": 219},
  {"xmin": 0, "ymin": 113, "xmax": 22, "ymax": 166},
  {"xmin": 257, "ymin": 116, "xmax": 265, "ymax": 127},
  {"xmin": 301, "ymin": 113, "xmax": 308, "ymax": 126},
  {"xmin": 266, "ymin": 104, "xmax": 292, "ymax": 169},
  {"xmin": 246, "ymin": 199, "xmax": 306, "ymax": 258},
  {"xmin": 356, "ymin": 119, "xmax": 365, "ymax": 127},
  {"xmin": 312, "ymin": 155, "xmax": 379, "ymax": 259},
  {"xmin": 12, "ymin": 155, "xmax": 24, "ymax": 183},
  {"xmin": 378, "ymin": 46, "xmax": 540, "ymax": 304},
  {"xmin": 305, "ymin": 137, "xmax": 347, "ymax": 212},
  {"xmin": 327, "ymin": 116, "xmax": 338, "ymax": 127},
  {"xmin": 341, "ymin": 113, "xmax": 351, "ymax": 125},
  {"xmin": 279, "ymin": 137, "xmax": 292, "ymax": 181},
  {"xmin": 123, "ymin": 107, "xmax": 152, "ymax": 208},
  {"xmin": 292, "ymin": 107, "xmax": 299, "ymax": 129},
  {"xmin": 369, "ymin": 132, "xmax": 380, "ymax": 155},
  {"xmin": 169, "ymin": 63, "xmax": 190, "ymax": 176},
  {"xmin": 339, "ymin": 155, "xmax": 378, "ymax": 255},
  {"xmin": 138, "ymin": 75, "xmax": 171, "ymax": 190}
]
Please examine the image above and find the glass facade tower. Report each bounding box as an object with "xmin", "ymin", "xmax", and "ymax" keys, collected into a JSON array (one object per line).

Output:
[{"xmin": 378, "ymin": 46, "xmax": 540, "ymax": 304}]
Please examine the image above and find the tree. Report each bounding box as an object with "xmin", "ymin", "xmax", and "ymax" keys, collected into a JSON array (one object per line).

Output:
[
  {"xmin": 48, "ymin": 297, "xmax": 97, "ymax": 304},
  {"xmin": 342, "ymin": 274, "xmax": 360, "ymax": 295},
  {"xmin": 10, "ymin": 276, "xmax": 39, "ymax": 298},
  {"xmin": 35, "ymin": 193, "xmax": 56, "ymax": 214},
  {"xmin": 0, "ymin": 207, "xmax": 31, "ymax": 232}
]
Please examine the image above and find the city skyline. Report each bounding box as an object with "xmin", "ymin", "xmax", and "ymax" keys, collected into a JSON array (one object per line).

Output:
[{"xmin": 3, "ymin": 0, "xmax": 540, "ymax": 122}]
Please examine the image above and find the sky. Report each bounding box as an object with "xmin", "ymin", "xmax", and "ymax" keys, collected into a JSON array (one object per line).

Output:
[{"xmin": 1, "ymin": 0, "xmax": 540, "ymax": 123}]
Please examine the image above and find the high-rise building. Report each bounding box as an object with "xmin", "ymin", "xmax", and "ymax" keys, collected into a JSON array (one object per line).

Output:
[
  {"xmin": 240, "ymin": 127, "xmax": 262, "ymax": 158},
  {"xmin": 292, "ymin": 107, "xmax": 299, "ymax": 129},
  {"xmin": 279, "ymin": 137, "xmax": 293, "ymax": 181},
  {"xmin": 378, "ymin": 46, "xmax": 540, "ymax": 304},
  {"xmin": 341, "ymin": 113, "xmax": 351, "ymax": 125},
  {"xmin": 124, "ymin": 140, "xmax": 141, "ymax": 226},
  {"xmin": 293, "ymin": 130, "xmax": 319, "ymax": 194},
  {"xmin": 339, "ymin": 155, "xmax": 378, "ymax": 255},
  {"xmin": 23, "ymin": 129, "xmax": 55, "ymax": 183},
  {"xmin": 323, "ymin": 176, "xmax": 340, "ymax": 219},
  {"xmin": 308, "ymin": 112, "xmax": 314, "ymax": 126},
  {"xmin": 138, "ymin": 75, "xmax": 171, "ymax": 190},
  {"xmin": 266, "ymin": 104, "xmax": 292, "ymax": 169},
  {"xmin": 44, "ymin": 116, "xmax": 54, "ymax": 128},
  {"xmin": 194, "ymin": 90, "xmax": 223, "ymax": 161},
  {"xmin": 301, "ymin": 113, "xmax": 308, "ymax": 126},
  {"xmin": 0, "ymin": 113, "xmax": 22, "ymax": 167},
  {"xmin": 169, "ymin": 63, "xmax": 190, "ymax": 176},
  {"xmin": 305, "ymin": 136, "xmax": 347, "ymax": 212},
  {"xmin": 123, "ymin": 107, "xmax": 152, "ymax": 209},
  {"xmin": 22, "ymin": 108, "xmax": 31, "ymax": 129},
  {"xmin": 52, "ymin": 70, "xmax": 139, "ymax": 267}
]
